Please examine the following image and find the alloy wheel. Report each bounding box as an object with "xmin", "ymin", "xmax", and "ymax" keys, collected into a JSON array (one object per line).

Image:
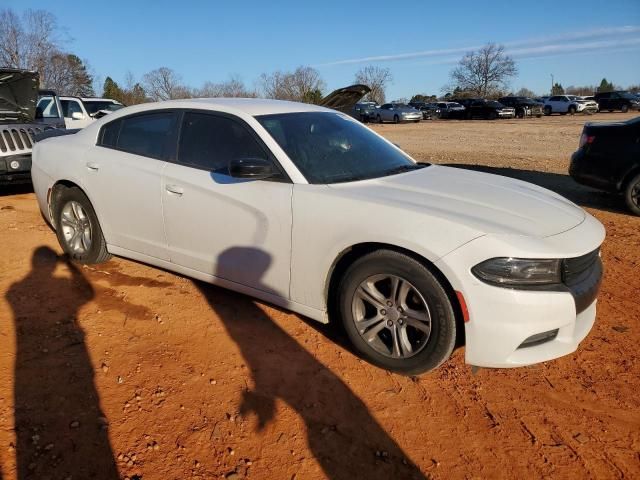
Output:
[
  {"xmin": 351, "ymin": 274, "xmax": 432, "ymax": 359},
  {"xmin": 60, "ymin": 200, "xmax": 93, "ymax": 254}
]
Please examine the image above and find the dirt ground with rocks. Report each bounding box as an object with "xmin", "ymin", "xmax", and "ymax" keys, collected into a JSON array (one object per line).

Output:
[{"xmin": 0, "ymin": 112, "xmax": 639, "ymax": 480}]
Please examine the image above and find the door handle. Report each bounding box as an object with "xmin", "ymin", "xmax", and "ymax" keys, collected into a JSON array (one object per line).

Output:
[
  {"xmin": 86, "ymin": 162, "xmax": 99, "ymax": 171},
  {"xmin": 165, "ymin": 184, "xmax": 184, "ymax": 196}
]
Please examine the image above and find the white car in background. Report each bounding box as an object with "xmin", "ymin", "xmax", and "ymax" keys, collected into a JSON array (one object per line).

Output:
[
  {"xmin": 31, "ymin": 99, "xmax": 604, "ymax": 374},
  {"xmin": 544, "ymin": 95, "xmax": 599, "ymax": 115},
  {"xmin": 37, "ymin": 96, "xmax": 124, "ymax": 129}
]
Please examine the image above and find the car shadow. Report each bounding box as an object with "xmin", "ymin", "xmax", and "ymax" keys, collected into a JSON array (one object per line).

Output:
[
  {"xmin": 6, "ymin": 246, "xmax": 119, "ymax": 479},
  {"xmin": 0, "ymin": 183, "xmax": 33, "ymax": 198},
  {"xmin": 195, "ymin": 246, "xmax": 427, "ymax": 480},
  {"xmin": 444, "ymin": 163, "xmax": 629, "ymax": 214}
]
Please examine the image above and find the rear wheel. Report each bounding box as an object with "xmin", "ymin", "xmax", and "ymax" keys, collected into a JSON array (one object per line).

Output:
[
  {"xmin": 52, "ymin": 185, "xmax": 111, "ymax": 264},
  {"xmin": 621, "ymin": 104, "xmax": 629, "ymax": 113},
  {"xmin": 624, "ymin": 172, "xmax": 640, "ymax": 216},
  {"xmin": 338, "ymin": 250, "xmax": 457, "ymax": 375}
]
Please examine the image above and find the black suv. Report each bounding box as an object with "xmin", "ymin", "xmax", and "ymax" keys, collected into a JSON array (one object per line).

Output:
[
  {"xmin": 594, "ymin": 91, "xmax": 640, "ymax": 113},
  {"xmin": 498, "ymin": 96, "xmax": 544, "ymax": 118},
  {"xmin": 570, "ymin": 116, "xmax": 640, "ymax": 215},
  {"xmin": 453, "ymin": 99, "xmax": 515, "ymax": 120}
]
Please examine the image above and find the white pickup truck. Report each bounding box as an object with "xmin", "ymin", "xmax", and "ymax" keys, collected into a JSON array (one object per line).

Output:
[{"xmin": 37, "ymin": 95, "xmax": 124, "ymax": 129}]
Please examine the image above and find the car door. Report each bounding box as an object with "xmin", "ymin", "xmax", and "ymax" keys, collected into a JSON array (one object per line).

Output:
[
  {"xmin": 162, "ymin": 110, "xmax": 293, "ymax": 297},
  {"xmin": 61, "ymin": 98, "xmax": 92, "ymax": 129},
  {"xmin": 82, "ymin": 111, "xmax": 179, "ymax": 260}
]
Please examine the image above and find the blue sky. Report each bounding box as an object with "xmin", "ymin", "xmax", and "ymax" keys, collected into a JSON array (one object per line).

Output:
[{"xmin": 4, "ymin": 0, "xmax": 640, "ymax": 98}]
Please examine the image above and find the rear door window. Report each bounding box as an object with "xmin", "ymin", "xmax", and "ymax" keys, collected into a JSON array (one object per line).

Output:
[{"xmin": 112, "ymin": 112, "xmax": 178, "ymax": 160}]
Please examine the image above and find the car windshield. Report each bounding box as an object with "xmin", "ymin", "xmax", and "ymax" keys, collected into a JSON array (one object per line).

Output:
[
  {"xmin": 487, "ymin": 101, "xmax": 503, "ymax": 107},
  {"xmin": 256, "ymin": 112, "xmax": 427, "ymax": 184},
  {"xmin": 83, "ymin": 101, "xmax": 123, "ymax": 115}
]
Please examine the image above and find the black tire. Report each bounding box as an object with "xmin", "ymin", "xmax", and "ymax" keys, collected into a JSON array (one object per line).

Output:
[
  {"xmin": 568, "ymin": 105, "xmax": 577, "ymax": 115},
  {"xmin": 621, "ymin": 104, "xmax": 629, "ymax": 113},
  {"xmin": 624, "ymin": 172, "xmax": 640, "ymax": 216},
  {"xmin": 516, "ymin": 109, "xmax": 525, "ymax": 119},
  {"xmin": 544, "ymin": 106, "xmax": 552, "ymax": 116},
  {"xmin": 338, "ymin": 250, "xmax": 457, "ymax": 375},
  {"xmin": 413, "ymin": 120, "xmax": 420, "ymax": 123},
  {"xmin": 52, "ymin": 185, "xmax": 112, "ymax": 264},
  {"xmin": 393, "ymin": 115, "xmax": 400, "ymax": 124}
]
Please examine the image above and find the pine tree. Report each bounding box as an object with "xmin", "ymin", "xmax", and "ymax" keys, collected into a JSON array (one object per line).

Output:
[{"xmin": 597, "ymin": 78, "xmax": 615, "ymax": 93}]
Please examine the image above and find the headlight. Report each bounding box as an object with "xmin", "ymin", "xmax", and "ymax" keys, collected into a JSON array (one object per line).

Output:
[{"xmin": 472, "ymin": 257, "xmax": 561, "ymax": 287}]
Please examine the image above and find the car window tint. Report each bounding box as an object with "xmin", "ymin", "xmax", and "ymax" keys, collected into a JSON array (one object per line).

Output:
[
  {"xmin": 61, "ymin": 100, "xmax": 82, "ymax": 118},
  {"xmin": 178, "ymin": 112, "xmax": 268, "ymax": 172},
  {"xmin": 99, "ymin": 119, "xmax": 121, "ymax": 147},
  {"xmin": 116, "ymin": 112, "xmax": 177, "ymax": 160}
]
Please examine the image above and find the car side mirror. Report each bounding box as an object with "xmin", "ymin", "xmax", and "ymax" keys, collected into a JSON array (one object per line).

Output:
[
  {"xmin": 71, "ymin": 111, "xmax": 84, "ymax": 120},
  {"xmin": 228, "ymin": 157, "xmax": 275, "ymax": 180}
]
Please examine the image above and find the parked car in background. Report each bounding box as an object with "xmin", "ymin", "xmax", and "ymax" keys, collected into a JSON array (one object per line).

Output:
[
  {"xmin": 462, "ymin": 99, "xmax": 515, "ymax": 120},
  {"xmin": 57, "ymin": 96, "xmax": 124, "ymax": 129},
  {"xmin": 431, "ymin": 102, "xmax": 466, "ymax": 119},
  {"xmin": 31, "ymin": 98, "xmax": 605, "ymax": 374},
  {"xmin": 408, "ymin": 101, "xmax": 432, "ymax": 120},
  {"xmin": 351, "ymin": 102, "xmax": 378, "ymax": 122},
  {"xmin": 1, "ymin": 68, "xmax": 65, "ymax": 185},
  {"xmin": 535, "ymin": 96, "xmax": 550, "ymax": 104},
  {"xmin": 375, "ymin": 103, "xmax": 422, "ymax": 123},
  {"xmin": 594, "ymin": 91, "xmax": 640, "ymax": 113},
  {"xmin": 570, "ymin": 115, "xmax": 640, "ymax": 215},
  {"xmin": 544, "ymin": 95, "xmax": 598, "ymax": 115},
  {"xmin": 498, "ymin": 97, "xmax": 544, "ymax": 118}
]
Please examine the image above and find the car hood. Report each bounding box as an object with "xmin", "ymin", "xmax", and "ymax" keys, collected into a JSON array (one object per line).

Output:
[
  {"xmin": 320, "ymin": 84, "xmax": 371, "ymax": 114},
  {"xmin": 0, "ymin": 69, "xmax": 39, "ymax": 122},
  {"xmin": 329, "ymin": 165, "xmax": 585, "ymax": 237}
]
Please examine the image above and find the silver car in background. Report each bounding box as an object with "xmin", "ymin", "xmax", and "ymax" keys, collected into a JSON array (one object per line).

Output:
[{"xmin": 375, "ymin": 103, "xmax": 422, "ymax": 123}]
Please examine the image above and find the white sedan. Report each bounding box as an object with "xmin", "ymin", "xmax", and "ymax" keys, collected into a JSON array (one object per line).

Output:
[{"xmin": 31, "ymin": 99, "xmax": 605, "ymax": 374}]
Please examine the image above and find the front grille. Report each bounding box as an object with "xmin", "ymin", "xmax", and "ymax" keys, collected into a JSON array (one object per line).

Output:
[
  {"xmin": 0, "ymin": 125, "xmax": 43, "ymax": 155},
  {"xmin": 562, "ymin": 248, "xmax": 600, "ymax": 286}
]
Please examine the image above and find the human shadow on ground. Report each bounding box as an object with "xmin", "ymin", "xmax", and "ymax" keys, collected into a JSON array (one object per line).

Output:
[
  {"xmin": 444, "ymin": 163, "xmax": 629, "ymax": 215},
  {"xmin": 195, "ymin": 246, "xmax": 427, "ymax": 480},
  {"xmin": 6, "ymin": 246, "xmax": 119, "ymax": 479}
]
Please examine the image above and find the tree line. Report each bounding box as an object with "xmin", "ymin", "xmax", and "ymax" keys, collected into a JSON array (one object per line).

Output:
[{"xmin": 1, "ymin": 8, "xmax": 637, "ymax": 107}]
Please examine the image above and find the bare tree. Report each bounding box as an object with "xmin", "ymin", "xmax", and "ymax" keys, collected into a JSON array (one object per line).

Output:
[
  {"xmin": 198, "ymin": 75, "xmax": 257, "ymax": 97},
  {"xmin": 450, "ymin": 43, "xmax": 517, "ymax": 97},
  {"xmin": 258, "ymin": 66, "xmax": 325, "ymax": 103},
  {"xmin": 0, "ymin": 8, "xmax": 65, "ymax": 87},
  {"xmin": 354, "ymin": 66, "xmax": 392, "ymax": 104},
  {"xmin": 42, "ymin": 53, "xmax": 94, "ymax": 96},
  {"xmin": 565, "ymin": 85, "xmax": 596, "ymax": 96},
  {"xmin": 515, "ymin": 87, "xmax": 537, "ymax": 97},
  {"xmin": 142, "ymin": 67, "xmax": 190, "ymax": 101}
]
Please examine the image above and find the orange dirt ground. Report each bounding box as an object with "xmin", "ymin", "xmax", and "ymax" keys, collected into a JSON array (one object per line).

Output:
[{"xmin": 0, "ymin": 113, "xmax": 639, "ymax": 480}]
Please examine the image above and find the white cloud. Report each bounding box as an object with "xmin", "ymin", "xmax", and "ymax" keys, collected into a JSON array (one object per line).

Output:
[{"xmin": 316, "ymin": 25, "xmax": 640, "ymax": 67}]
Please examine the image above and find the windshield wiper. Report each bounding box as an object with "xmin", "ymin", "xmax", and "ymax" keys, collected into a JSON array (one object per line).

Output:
[{"xmin": 383, "ymin": 163, "xmax": 428, "ymax": 177}]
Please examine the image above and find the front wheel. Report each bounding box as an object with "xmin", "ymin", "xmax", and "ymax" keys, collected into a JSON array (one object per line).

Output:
[
  {"xmin": 393, "ymin": 115, "xmax": 400, "ymax": 124},
  {"xmin": 624, "ymin": 172, "xmax": 640, "ymax": 216},
  {"xmin": 52, "ymin": 185, "xmax": 112, "ymax": 264},
  {"xmin": 338, "ymin": 250, "xmax": 457, "ymax": 375}
]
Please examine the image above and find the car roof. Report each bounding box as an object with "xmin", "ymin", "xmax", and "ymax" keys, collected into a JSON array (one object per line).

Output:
[{"xmin": 107, "ymin": 98, "xmax": 331, "ymax": 117}]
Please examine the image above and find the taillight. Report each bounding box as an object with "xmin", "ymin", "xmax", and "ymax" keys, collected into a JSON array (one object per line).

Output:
[{"xmin": 579, "ymin": 133, "xmax": 595, "ymax": 148}]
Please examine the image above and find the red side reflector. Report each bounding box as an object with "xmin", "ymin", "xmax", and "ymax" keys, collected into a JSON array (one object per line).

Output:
[{"xmin": 455, "ymin": 290, "xmax": 470, "ymax": 323}]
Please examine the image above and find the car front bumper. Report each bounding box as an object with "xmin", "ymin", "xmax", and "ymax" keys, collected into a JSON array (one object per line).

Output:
[
  {"xmin": 401, "ymin": 114, "xmax": 422, "ymax": 121},
  {"xmin": 435, "ymin": 212, "xmax": 605, "ymax": 368},
  {"xmin": 0, "ymin": 154, "xmax": 32, "ymax": 184}
]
